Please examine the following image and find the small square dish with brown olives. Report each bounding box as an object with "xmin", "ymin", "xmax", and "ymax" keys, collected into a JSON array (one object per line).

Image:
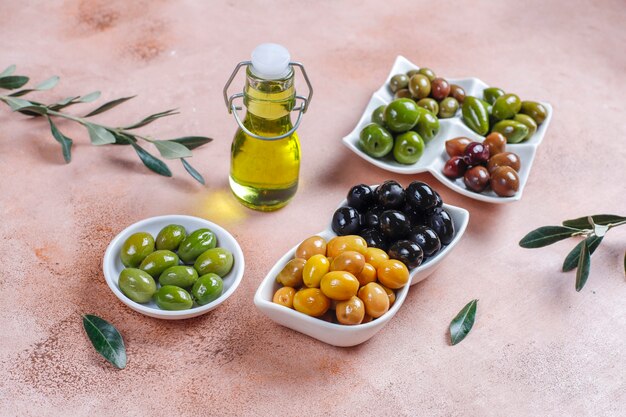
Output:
[
  {"xmin": 254, "ymin": 181, "xmax": 469, "ymax": 347},
  {"xmin": 341, "ymin": 55, "xmax": 552, "ymax": 203}
]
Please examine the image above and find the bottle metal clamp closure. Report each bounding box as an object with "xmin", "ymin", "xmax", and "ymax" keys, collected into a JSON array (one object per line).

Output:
[{"xmin": 223, "ymin": 61, "xmax": 313, "ymax": 141}]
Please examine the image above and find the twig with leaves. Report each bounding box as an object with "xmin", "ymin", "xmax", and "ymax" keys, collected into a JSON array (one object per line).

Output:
[
  {"xmin": 0, "ymin": 64, "xmax": 212, "ymax": 184},
  {"xmin": 519, "ymin": 214, "xmax": 626, "ymax": 291}
]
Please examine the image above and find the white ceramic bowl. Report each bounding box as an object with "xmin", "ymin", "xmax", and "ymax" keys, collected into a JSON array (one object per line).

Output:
[
  {"xmin": 254, "ymin": 195, "xmax": 469, "ymax": 347},
  {"xmin": 103, "ymin": 215, "xmax": 245, "ymax": 320},
  {"xmin": 342, "ymin": 55, "xmax": 553, "ymax": 203}
]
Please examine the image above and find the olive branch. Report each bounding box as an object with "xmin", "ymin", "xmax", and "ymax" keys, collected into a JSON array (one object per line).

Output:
[{"xmin": 0, "ymin": 64, "xmax": 212, "ymax": 184}]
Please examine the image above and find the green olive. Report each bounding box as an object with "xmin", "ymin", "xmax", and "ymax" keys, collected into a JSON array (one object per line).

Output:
[
  {"xmin": 154, "ymin": 285, "xmax": 193, "ymax": 310},
  {"xmin": 155, "ymin": 224, "xmax": 187, "ymax": 251},
  {"xmin": 417, "ymin": 67, "xmax": 436, "ymax": 82},
  {"xmin": 358, "ymin": 123, "xmax": 393, "ymax": 158},
  {"xmin": 389, "ymin": 74, "xmax": 409, "ymax": 93},
  {"xmin": 491, "ymin": 120, "xmax": 529, "ymax": 144},
  {"xmin": 408, "ymin": 74, "xmax": 431, "ymax": 99},
  {"xmin": 438, "ymin": 97, "xmax": 459, "ymax": 118},
  {"xmin": 120, "ymin": 232, "xmax": 154, "ymax": 268},
  {"xmin": 159, "ymin": 265, "xmax": 198, "ymax": 288},
  {"xmin": 192, "ymin": 273, "xmax": 224, "ymax": 305},
  {"xmin": 393, "ymin": 131, "xmax": 425, "ymax": 165},
  {"xmin": 118, "ymin": 268, "xmax": 156, "ymax": 303},
  {"xmin": 462, "ymin": 96, "xmax": 490, "ymax": 135},
  {"xmin": 383, "ymin": 98, "xmax": 421, "ymax": 133},
  {"xmin": 483, "ymin": 87, "xmax": 505, "ymax": 105},
  {"xmin": 416, "ymin": 98, "xmax": 439, "ymax": 115},
  {"xmin": 139, "ymin": 250, "xmax": 179, "ymax": 278},
  {"xmin": 513, "ymin": 113, "xmax": 537, "ymax": 141},
  {"xmin": 492, "ymin": 93, "xmax": 521, "ymax": 120},
  {"xmin": 406, "ymin": 69, "xmax": 420, "ymax": 78},
  {"xmin": 520, "ymin": 101, "xmax": 548, "ymax": 125},
  {"xmin": 371, "ymin": 105, "xmax": 386, "ymax": 126},
  {"xmin": 178, "ymin": 228, "xmax": 217, "ymax": 264},
  {"xmin": 412, "ymin": 108, "xmax": 440, "ymax": 143},
  {"xmin": 194, "ymin": 248, "xmax": 234, "ymax": 277}
]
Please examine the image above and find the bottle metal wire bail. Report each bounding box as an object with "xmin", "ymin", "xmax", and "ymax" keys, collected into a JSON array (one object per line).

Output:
[{"xmin": 223, "ymin": 61, "xmax": 313, "ymax": 141}]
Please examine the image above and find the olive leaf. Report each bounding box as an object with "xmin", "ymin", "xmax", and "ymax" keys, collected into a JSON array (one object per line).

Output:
[
  {"xmin": 575, "ymin": 240, "xmax": 591, "ymax": 292},
  {"xmin": 450, "ymin": 299, "xmax": 477, "ymax": 346},
  {"xmin": 562, "ymin": 235, "xmax": 603, "ymax": 272},
  {"xmin": 563, "ymin": 214, "xmax": 626, "ymax": 229},
  {"xmin": 123, "ymin": 109, "xmax": 179, "ymax": 130},
  {"xmin": 47, "ymin": 116, "xmax": 72, "ymax": 163},
  {"xmin": 82, "ymin": 314, "xmax": 126, "ymax": 369},
  {"xmin": 85, "ymin": 123, "xmax": 116, "ymax": 145},
  {"xmin": 84, "ymin": 95, "xmax": 135, "ymax": 117},
  {"xmin": 79, "ymin": 91, "xmax": 102, "ymax": 103},
  {"xmin": 181, "ymin": 158, "xmax": 205, "ymax": 185},
  {"xmin": 131, "ymin": 142, "xmax": 172, "ymax": 177},
  {"xmin": 153, "ymin": 140, "xmax": 192, "ymax": 159},
  {"xmin": 518, "ymin": 226, "xmax": 579, "ymax": 248},
  {"xmin": 9, "ymin": 76, "xmax": 60, "ymax": 97},
  {"xmin": 0, "ymin": 64, "xmax": 16, "ymax": 78},
  {"xmin": 0, "ymin": 75, "xmax": 29, "ymax": 90},
  {"xmin": 170, "ymin": 136, "xmax": 213, "ymax": 150},
  {"xmin": 2, "ymin": 96, "xmax": 33, "ymax": 111}
]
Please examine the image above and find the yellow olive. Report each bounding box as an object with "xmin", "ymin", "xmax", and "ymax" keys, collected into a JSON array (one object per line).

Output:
[
  {"xmin": 293, "ymin": 288, "xmax": 330, "ymax": 317},
  {"xmin": 380, "ymin": 284, "xmax": 396, "ymax": 306},
  {"xmin": 276, "ymin": 258, "xmax": 306, "ymax": 287},
  {"xmin": 356, "ymin": 263, "xmax": 377, "ymax": 287},
  {"xmin": 358, "ymin": 283, "xmax": 390, "ymax": 318},
  {"xmin": 295, "ymin": 236, "xmax": 327, "ymax": 260},
  {"xmin": 377, "ymin": 259, "xmax": 410, "ymax": 289},
  {"xmin": 302, "ymin": 254, "xmax": 330, "ymax": 288},
  {"xmin": 362, "ymin": 314, "xmax": 373, "ymax": 324},
  {"xmin": 336, "ymin": 296, "xmax": 365, "ymax": 325},
  {"xmin": 320, "ymin": 271, "xmax": 360, "ymax": 301},
  {"xmin": 273, "ymin": 287, "xmax": 296, "ymax": 308},
  {"xmin": 330, "ymin": 251, "xmax": 365, "ymax": 276},
  {"xmin": 326, "ymin": 235, "xmax": 367, "ymax": 258},
  {"xmin": 364, "ymin": 247, "xmax": 389, "ymax": 269}
]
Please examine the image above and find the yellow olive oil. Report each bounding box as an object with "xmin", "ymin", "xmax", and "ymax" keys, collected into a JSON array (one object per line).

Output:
[{"xmin": 229, "ymin": 68, "xmax": 300, "ymax": 211}]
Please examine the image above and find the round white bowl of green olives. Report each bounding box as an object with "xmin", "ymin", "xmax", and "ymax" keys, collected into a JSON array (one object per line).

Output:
[{"xmin": 103, "ymin": 215, "xmax": 244, "ymax": 320}]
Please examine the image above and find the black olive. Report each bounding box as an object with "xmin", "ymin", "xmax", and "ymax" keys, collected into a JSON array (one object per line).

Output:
[
  {"xmin": 425, "ymin": 208, "xmax": 455, "ymax": 245},
  {"xmin": 363, "ymin": 207, "xmax": 382, "ymax": 229},
  {"xmin": 388, "ymin": 240, "xmax": 424, "ymax": 269},
  {"xmin": 375, "ymin": 180, "xmax": 405, "ymax": 209},
  {"xmin": 407, "ymin": 225, "xmax": 441, "ymax": 257},
  {"xmin": 346, "ymin": 184, "xmax": 375, "ymax": 213},
  {"xmin": 406, "ymin": 181, "xmax": 438, "ymax": 212},
  {"xmin": 379, "ymin": 210, "xmax": 411, "ymax": 241},
  {"xmin": 332, "ymin": 206, "xmax": 361, "ymax": 236},
  {"xmin": 359, "ymin": 228, "xmax": 387, "ymax": 250}
]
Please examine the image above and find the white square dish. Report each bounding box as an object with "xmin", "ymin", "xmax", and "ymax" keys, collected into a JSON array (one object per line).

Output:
[{"xmin": 342, "ymin": 55, "xmax": 553, "ymax": 203}]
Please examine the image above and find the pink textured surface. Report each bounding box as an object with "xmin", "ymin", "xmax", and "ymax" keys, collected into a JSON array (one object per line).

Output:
[{"xmin": 1, "ymin": 1, "xmax": 625, "ymax": 416}]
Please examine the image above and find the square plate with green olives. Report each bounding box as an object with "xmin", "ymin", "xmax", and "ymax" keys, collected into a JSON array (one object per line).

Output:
[
  {"xmin": 253, "ymin": 188, "xmax": 469, "ymax": 347},
  {"xmin": 103, "ymin": 215, "xmax": 245, "ymax": 320},
  {"xmin": 341, "ymin": 55, "xmax": 553, "ymax": 203}
]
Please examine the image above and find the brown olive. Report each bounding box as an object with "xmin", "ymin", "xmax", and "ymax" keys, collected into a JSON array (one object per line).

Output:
[
  {"xmin": 464, "ymin": 166, "xmax": 490, "ymax": 192},
  {"xmin": 430, "ymin": 77, "xmax": 450, "ymax": 101},
  {"xmin": 389, "ymin": 74, "xmax": 409, "ymax": 93},
  {"xmin": 449, "ymin": 84, "xmax": 466, "ymax": 103},
  {"xmin": 487, "ymin": 152, "xmax": 521, "ymax": 173},
  {"xmin": 445, "ymin": 137, "xmax": 472, "ymax": 158},
  {"xmin": 336, "ymin": 296, "xmax": 365, "ymax": 325},
  {"xmin": 273, "ymin": 287, "xmax": 296, "ymax": 308},
  {"xmin": 276, "ymin": 258, "xmax": 306, "ymax": 287},
  {"xmin": 296, "ymin": 236, "xmax": 327, "ymax": 260},
  {"xmin": 394, "ymin": 89, "xmax": 412, "ymax": 99},
  {"xmin": 330, "ymin": 251, "xmax": 365, "ymax": 276},
  {"xmin": 483, "ymin": 132, "xmax": 507, "ymax": 156},
  {"xmin": 406, "ymin": 69, "xmax": 420, "ymax": 78},
  {"xmin": 490, "ymin": 166, "xmax": 520, "ymax": 197},
  {"xmin": 357, "ymin": 283, "xmax": 390, "ymax": 318},
  {"xmin": 408, "ymin": 74, "xmax": 431, "ymax": 99}
]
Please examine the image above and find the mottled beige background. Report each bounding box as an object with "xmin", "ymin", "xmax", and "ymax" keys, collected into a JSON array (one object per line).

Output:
[{"xmin": 0, "ymin": 1, "xmax": 625, "ymax": 416}]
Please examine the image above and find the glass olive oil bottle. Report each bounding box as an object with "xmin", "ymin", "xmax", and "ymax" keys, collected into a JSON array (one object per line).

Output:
[{"xmin": 224, "ymin": 44, "xmax": 312, "ymax": 211}]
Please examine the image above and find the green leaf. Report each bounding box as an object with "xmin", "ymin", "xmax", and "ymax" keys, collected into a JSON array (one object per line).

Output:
[
  {"xmin": 82, "ymin": 314, "xmax": 126, "ymax": 369},
  {"xmin": 0, "ymin": 64, "xmax": 16, "ymax": 77},
  {"xmin": 17, "ymin": 105, "xmax": 48, "ymax": 116},
  {"xmin": 85, "ymin": 123, "xmax": 116, "ymax": 145},
  {"xmin": 2, "ymin": 96, "xmax": 34, "ymax": 111},
  {"xmin": 35, "ymin": 75, "xmax": 59, "ymax": 90},
  {"xmin": 563, "ymin": 214, "xmax": 626, "ymax": 229},
  {"xmin": 170, "ymin": 136, "xmax": 213, "ymax": 150},
  {"xmin": 130, "ymin": 142, "xmax": 172, "ymax": 177},
  {"xmin": 562, "ymin": 235, "xmax": 604, "ymax": 272},
  {"xmin": 47, "ymin": 116, "xmax": 72, "ymax": 163},
  {"xmin": 153, "ymin": 140, "xmax": 192, "ymax": 159},
  {"xmin": 84, "ymin": 95, "xmax": 135, "ymax": 117},
  {"xmin": 123, "ymin": 109, "xmax": 179, "ymax": 130},
  {"xmin": 181, "ymin": 158, "xmax": 205, "ymax": 185},
  {"xmin": 0, "ymin": 75, "xmax": 29, "ymax": 90},
  {"xmin": 519, "ymin": 226, "xmax": 579, "ymax": 248},
  {"xmin": 79, "ymin": 91, "xmax": 101, "ymax": 103},
  {"xmin": 450, "ymin": 299, "xmax": 478, "ymax": 346},
  {"xmin": 575, "ymin": 240, "xmax": 591, "ymax": 292}
]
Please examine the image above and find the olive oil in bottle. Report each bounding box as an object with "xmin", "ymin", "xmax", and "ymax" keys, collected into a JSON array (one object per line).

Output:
[{"xmin": 224, "ymin": 44, "xmax": 312, "ymax": 211}]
